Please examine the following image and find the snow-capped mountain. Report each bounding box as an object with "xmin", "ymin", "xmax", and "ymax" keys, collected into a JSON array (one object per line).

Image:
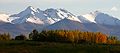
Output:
[
  {"xmin": 10, "ymin": 6, "xmax": 80, "ymax": 25},
  {"xmin": 83, "ymin": 11, "xmax": 120, "ymax": 25},
  {"xmin": 1, "ymin": 6, "xmax": 120, "ymax": 37},
  {"xmin": 10, "ymin": 6, "xmax": 44, "ymax": 24}
]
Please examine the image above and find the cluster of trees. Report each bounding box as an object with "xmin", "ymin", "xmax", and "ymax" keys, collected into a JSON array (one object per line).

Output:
[
  {"xmin": 29, "ymin": 30, "xmax": 117, "ymax": 44},
  {"xmin": 0, "ymin": 29, "xmax": 118, "ymax": 44}
]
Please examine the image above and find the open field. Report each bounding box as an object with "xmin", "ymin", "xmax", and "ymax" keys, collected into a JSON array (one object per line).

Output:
[{"xmin": 0, "ymin": 41, "xmax": 120, "ymax": 53}]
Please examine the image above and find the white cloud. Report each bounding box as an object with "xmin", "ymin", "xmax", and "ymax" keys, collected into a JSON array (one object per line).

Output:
[{"xmin": 111, "ymin": 6, "xmax": 118, "ymax": 11}]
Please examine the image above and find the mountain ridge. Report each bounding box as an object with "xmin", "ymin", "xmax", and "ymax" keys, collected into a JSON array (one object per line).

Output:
[
  {"xmin": 9, "ymin": 6, "xmax": 81, "ymax": 25},
  {"xmin": 1, "ymin": 6, "xmax": 120, "ymax": 26},
  {"xmin": 0, "ymin": 6, "xmax": 120, "ymax": 37}
]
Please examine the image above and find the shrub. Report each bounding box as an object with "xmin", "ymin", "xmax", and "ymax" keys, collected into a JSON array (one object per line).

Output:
[{"xmin": 15, "ymin": 34, "xmax": 27, "ymax": 40}]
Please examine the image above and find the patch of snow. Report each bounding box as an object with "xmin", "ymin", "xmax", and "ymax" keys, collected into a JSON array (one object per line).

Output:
[
  {"xmin": 27, "ymin": 17, "xmax": 44, "ymax": 24},
  {"xmin": 82, "ymin": 14, "xmax": 96, "ymax": 23},
  {"xmin": 0, "ymin": 14, "xmax": 10, "ymax": 22}
]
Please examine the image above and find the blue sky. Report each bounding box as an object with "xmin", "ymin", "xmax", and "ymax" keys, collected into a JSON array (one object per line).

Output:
[{"xmin": 0, "ymin": 0, "xmax": 120, "ymax": 18}]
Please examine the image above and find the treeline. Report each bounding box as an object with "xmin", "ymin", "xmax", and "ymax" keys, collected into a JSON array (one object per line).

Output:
[
  {"xmin": 0, "ymin": 33, "xmax": 27, "ymax": 41},
  {"xmin": 29, "ymin": 30, "xmax": 117, "ymax": 44},
  {"xmin": 0, "ymin": 30, "xmax": 118, "ymax": 44},
  {"xmin": 0, "ymin": 33, "xmax": 11, "ymax": 40}
]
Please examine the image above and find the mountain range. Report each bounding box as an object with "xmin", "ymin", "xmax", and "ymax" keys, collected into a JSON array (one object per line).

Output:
[{"xmin": 0, "ymin": 6, "xmax": 120, "ymax": 37}]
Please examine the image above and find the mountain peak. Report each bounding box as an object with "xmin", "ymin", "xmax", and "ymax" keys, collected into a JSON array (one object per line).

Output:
[
  {"xmin": 89, "ymin": 10, "xmax": 101, "ymax": 16},
  {"xmin": 59, "ymin": 8, "xmax": 69, "ymax": 13},
  {"xmin": 45, "ymin": 8, "xmax": 57, "ymax": 13},
  {"xmin": 27, "ymin": 6, "xmax": 33, "ymax": 9},
  {"xmin": 10, "ymin": 6, "xmax": 120, "ymax": 25},
  {"xmin": 83, "ymin": 11, "xmax": 120, "ymax": 25},
  {"xmin": 25, "ymin": 6, "xmax": 37, "ymax": 12},
  {"xmin": 10, "ymin": 7, "xmax": 79, "ymax": 24}
]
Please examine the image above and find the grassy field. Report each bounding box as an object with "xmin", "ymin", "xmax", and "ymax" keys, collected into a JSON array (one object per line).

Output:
[{"xmin": 0, "ymin": 41, "xmax": 120, "ymax": 53}]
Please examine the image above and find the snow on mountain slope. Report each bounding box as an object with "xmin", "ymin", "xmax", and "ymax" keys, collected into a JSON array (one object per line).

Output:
[
  {"xmin": 10, "ymin": 6, "xmax": 81, "ymax": 24},
  {"xmin": 27, "ymin": 17, "xmax": 44, "ymax": 24},
  {"xmin": 0, "ymin": 14, "xmax": 10, "ymax": 22},
  {"xmin": 45, "ymin": 18, "xmax": 85, "ymax": 30},
  {"xmin": 77, "ymin": 16, "xmax": 91, "ymax": 23},
  {"xmin": 44, "ymin": 8, "xmax": 80, "ymax": 22},
  {"xmin": 83, "ymin": 11, "xmax": 120, "ymax": 25},
  {"xmin": 82, "ymin": 13, "xmax": 96, "ymax": 23},
  {"xmin": 10, "ymin": 6, "xmax": 44, "ymax": 24}
]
